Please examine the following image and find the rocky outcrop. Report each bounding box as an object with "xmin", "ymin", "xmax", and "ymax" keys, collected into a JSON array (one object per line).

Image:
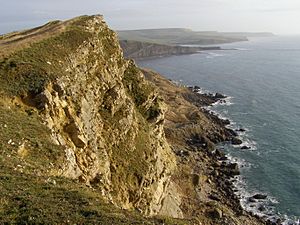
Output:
[{"xmin": 120, "ymin": 39, "xmax": 221, "ymax": 60}]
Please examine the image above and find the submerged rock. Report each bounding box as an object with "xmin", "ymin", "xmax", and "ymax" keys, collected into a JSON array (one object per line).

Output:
[{"xmin": 252, "ymin": 194, "xmax": 268, "ymax": 200}]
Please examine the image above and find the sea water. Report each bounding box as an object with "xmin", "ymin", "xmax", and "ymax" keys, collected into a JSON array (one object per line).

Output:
[{"xmin": 138, "ymin": 36, "xmax": 300, "ymax": 224}]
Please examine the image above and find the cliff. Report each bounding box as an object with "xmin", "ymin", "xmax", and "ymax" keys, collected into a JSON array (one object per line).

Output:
[
  {"xmin": 0, "ymin": 15, "xmax": 178, "ymax": 223},
  {"xmin": 0, "ymin": 15, "xmax": 266, "ymax": 225},
  {"xmin": 120, "ymin": 40, "xmax": 221, "ymax": 60}
]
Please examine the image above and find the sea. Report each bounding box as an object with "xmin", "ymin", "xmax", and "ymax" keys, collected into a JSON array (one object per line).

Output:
[{"xmin": 138, "ymin": 36, "xmax": 300, "ymax": 224}]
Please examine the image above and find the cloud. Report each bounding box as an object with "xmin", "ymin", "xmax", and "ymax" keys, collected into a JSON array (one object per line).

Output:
[
  {"xmin": 1, "ymin": 0, "xmax": 299, "ymax": 34},
  {"xmin": 253, "ymin": 7, "xmax": 300, "ymax": 12}
]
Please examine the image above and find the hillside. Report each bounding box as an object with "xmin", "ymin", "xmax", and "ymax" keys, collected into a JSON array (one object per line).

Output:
[
  {"xmin": 117, "ymin": 28, "xmax": 249, "ymax": 45},
  {"xmin": 0, "ymin": 15, "xmax": 267, "ymax": 224},
  {"xmin": 120, "ymin": 40, "xmax": 221, "ymax": 60}
]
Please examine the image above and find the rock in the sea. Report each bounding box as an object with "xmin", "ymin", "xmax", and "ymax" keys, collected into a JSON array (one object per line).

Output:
[
  {"xmin": 241, "ymin": 146, "xmax": 251, "ymax": 150},
  {"xmin": 222, "ymin": 119, "xmax": 231, "ymax": 125},
  {"xmin": 215, "ymin": 92, "xmax": 226, "ymax": 99},
  {"xmin": 226, "ymin": 129, "xmax": 238, "ymax": 137},
  {"xmin": 194, "ymin": 85, "xmax": 201, "ymax": 90},
  {"xmin": 258, "ymin": 205, "xmax": 266, "ymax": 212},
  {"xmin": 231, "ymin": 137, "xmax": 242, "ymax": 145},
  {"xmin": 252, "ymin": 194, "xmax": 267, "ymax": 200},
  {"xmin": 236, "ymin": 128, "xmax": 246, "ymax": 132},
  {"xmin": 248, "ymin": 197, "xmax": 257, "ymax": 203}
]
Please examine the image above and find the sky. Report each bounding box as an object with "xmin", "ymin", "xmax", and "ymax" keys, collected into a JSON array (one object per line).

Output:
[{"xmin": 0, "ymin": 0, "xmax": 300, "ymax": 35}]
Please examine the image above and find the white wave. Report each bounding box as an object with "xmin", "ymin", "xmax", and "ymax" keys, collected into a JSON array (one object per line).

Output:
[
  {"xmin": 205, "ymin": 52, "xmax": 226, "ymax": 59},
  {"xmin": 195, "ymin": 88, "xmax": 211, "ymax": 95},
  {"xmin": 228, "ymin": 154, "xmax": 252, "ymax": 169},
  {"xmin": 211, "ymin": 96, "xmax": 235, "ymax": 107},
  {"xmin": 281, "ymin": 216, "xmax": 300, "ymax": 225},
  {"xmin": 229, "ymin": 175, "xmax": 279, "ymax": 222},
  {"xmin": 203, "ymin": 89, "xmax": 299, "ymax": 224},
  {"xmin": 227, "ymin": 162, "xmax": 299, "ymax": 224},
  {"xmin": 236, "ymin": 137, "xmax": 258, "ymax": 151},
  {"xmin": 210, "ymin": 109, "xmax": 232, "ymax": 122},
  {"xmin": 234, "ymin": 48, "xmax": 251, "ymax": 51}
]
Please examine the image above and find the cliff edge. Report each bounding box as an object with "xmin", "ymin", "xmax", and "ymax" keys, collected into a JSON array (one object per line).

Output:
[{"xmin": 0, "ymin": 15, "xmax": 266, "ymax": 225}]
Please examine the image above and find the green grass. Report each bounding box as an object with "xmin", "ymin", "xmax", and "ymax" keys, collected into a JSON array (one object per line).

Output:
[
  {"xmin": 0, "ymin": 103, "xmax": 64, "ymax": 174},
  {"xmin": 0, "ymin": 19, "xmax": 93, "ymax": 97},
  {"xmin": 0, "ymin": 168, "xmax": 163, "ymax": 224}
]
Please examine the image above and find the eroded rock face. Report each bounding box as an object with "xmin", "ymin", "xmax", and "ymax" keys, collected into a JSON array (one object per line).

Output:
[{"xmin": 33, "ymin": 16, "xmax": 176, "ymax": 216}]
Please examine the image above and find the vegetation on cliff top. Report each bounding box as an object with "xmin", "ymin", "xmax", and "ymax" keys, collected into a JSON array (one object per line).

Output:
[{"xmin": 0, "ymin": 17, "xmax": 93, "ymax": 97}]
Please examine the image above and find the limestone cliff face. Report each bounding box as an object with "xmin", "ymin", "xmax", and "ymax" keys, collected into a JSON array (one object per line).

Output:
[
  {"xmin": 0, "ymin": 15, "xmax": 176, "ymax": 216},
  {"xmin": 44, "ymin": 16, "xmax": 177, "ymax": 215}
]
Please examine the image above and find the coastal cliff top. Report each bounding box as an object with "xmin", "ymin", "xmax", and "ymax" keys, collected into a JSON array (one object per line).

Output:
[{"xmin": 0, "ymin": 15, "xmax": 103, "ymax": 59}]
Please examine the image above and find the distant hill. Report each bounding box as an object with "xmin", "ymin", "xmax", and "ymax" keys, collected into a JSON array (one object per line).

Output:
[
  {"xmin": 222, "ymin": 32, "xmax": 275, "ymax": 38},
  {"xmin": 117, "ymin": 28, "xmax": 275, "ymax": 46},
  {"xmin": 117, "ymin": 28, "xmax": 249, "ymax": 45},
  {"xmin": 120, "ymin": 39, "xmax": 221, "ymax": 60}
]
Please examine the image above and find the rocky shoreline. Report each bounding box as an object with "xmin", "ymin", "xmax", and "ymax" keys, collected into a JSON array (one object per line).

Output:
[
  {"xmin": 184, "ymin": 85, "xmax": 284, "ymax": 225},
  {"xmin": 143, "ymin": 68, "xmax": 282, "ymax": 225}
]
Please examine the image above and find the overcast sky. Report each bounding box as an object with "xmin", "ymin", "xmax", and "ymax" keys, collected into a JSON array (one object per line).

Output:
[{"xmin": 0, "ymin": 0, "xmax": 300, "ymax": 35}]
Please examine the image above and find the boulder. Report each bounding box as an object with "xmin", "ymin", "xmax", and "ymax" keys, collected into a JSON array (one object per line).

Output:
[
  {"xmin": 215, "ymin": 92, "xmax": 226, "ymax": 99},
  {"xmin": 236, "ymin": 128, "xmax": 246, "ymax": 132},
  {"xmin": 258, "ymin": 205, "xmax": 266, "ymax": 212},
  {"xmin": 248, "ymin": 197, "xmax": 257, "ymax": 203},
  {"xmin": 241, "ymin": 146, "xmax": 251, "ymax": 150},
  {"xmin": 231, "ymin": 137, "xmax": 242, "ymax": 145},
  {"xmin": 226, "ymin": 129, "xmax": 238, "ymax": 136},
  {"xmin": 222, "ymin": 119, "xmax": 231, "ymax": 125},
  {"xmin": 252, "ymin": 194, "xmax": 267, "ymax": 200},
  {"xmin": 225, "ymin": 163, "xmax": 240, "ymax": 176}
]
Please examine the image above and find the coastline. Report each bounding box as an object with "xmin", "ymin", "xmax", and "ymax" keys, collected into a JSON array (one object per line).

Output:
[
  {"xmin": 143, "ymin": 68, "xmax": 289, "ymax": 225},
  {"xmin": 0, "ymin": 15, "xmax": 295, "ymax": 225},
  {"xmin": 120, "ymin": 39, "xmax": 234, "ymax": 61},
  {"xmin": 143, "ymin": 68, "xmax": 268, "ymax": 225}
]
